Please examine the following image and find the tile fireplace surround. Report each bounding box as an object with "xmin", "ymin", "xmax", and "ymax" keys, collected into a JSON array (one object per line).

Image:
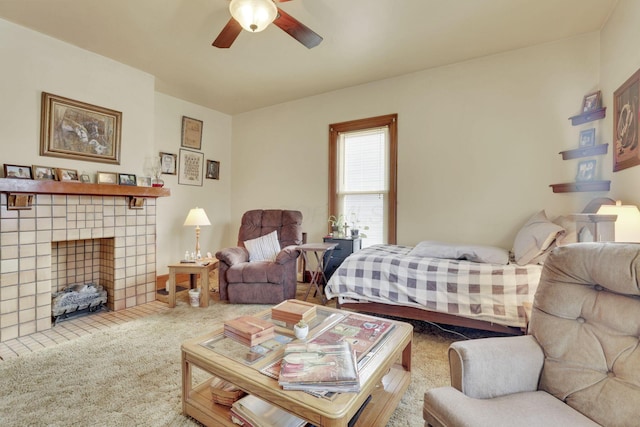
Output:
[{"xmin": 0, "ymin": 182, "xmax": 169, "ymax": 342}]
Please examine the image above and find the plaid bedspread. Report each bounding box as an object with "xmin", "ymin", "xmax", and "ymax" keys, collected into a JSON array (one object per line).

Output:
[{"xmin": 324, "ymin": 244, "xmax": 543, "ymax": 328}]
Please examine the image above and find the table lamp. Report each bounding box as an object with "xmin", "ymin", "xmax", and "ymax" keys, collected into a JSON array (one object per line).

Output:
[
  {"xmin": 183, "ymin": 207, "xmax": 211, "ymax": 256},
  {"xmin": 597, "ymin": 201, "xmax": 640, "ymax": 242}
]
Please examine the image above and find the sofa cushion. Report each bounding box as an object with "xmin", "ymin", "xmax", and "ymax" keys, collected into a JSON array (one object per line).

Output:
[
  {"xmin": 424, "ymin": 388, "xmax": 600, "ymax": 427},
  {"xmin": 244, "ymin": 230, "xmax": 280, "ymax": 262}
]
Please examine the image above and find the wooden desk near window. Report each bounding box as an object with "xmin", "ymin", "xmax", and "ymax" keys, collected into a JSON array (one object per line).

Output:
[{"xmin": 166, "ymin": 259, "xmax": 218, "ymax": 308}]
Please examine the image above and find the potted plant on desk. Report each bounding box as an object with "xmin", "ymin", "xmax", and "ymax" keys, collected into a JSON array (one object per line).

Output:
[
  {"xmin": 328, "ymin": 214, "xmax": 345, "ymax": 237},
  {"xmin": 349, "ymin": 213, "xmax": 369, "ymax": 239}
]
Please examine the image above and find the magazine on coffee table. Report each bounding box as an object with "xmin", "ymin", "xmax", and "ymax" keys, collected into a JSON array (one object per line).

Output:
[
  {"xmin": 309, "ymin": 312, "xmax": 395, "ymax": 366},
  {"xmin": 277, "ymin": 341, "xmax": 360, "ymax": 393}
]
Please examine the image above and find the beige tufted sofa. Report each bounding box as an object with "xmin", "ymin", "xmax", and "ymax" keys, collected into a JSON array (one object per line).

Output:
[{"xmin": 423, "ymin": 242, "xmax": 640, "ymax": 427}]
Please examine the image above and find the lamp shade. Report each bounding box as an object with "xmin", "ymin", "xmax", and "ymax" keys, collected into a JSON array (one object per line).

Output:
[
  {"xmin": 183, "ymin": 208, "xmax": 211, "ymax": 227},
  {"xmin": 229, "ymin": 0, "xmax": 277, "ymax": 33},
  {"xmin": 597, "ymin": 201, "xmax": 640, "ymax": 242}
]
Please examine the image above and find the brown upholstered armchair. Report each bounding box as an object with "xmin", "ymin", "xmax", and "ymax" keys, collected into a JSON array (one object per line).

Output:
[
  {"xmin": 216, "ymin": 209, "xmax": 303, "ymax": 304},
  {"xmin": 423, "ymin": 243, "xmax": 640, "ymax": 426}
]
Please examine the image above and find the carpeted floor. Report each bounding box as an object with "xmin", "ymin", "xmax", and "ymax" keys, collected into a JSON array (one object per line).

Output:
[{"xmin": 0, "ymin": 297, "xmax": 500, "ymax": 426}]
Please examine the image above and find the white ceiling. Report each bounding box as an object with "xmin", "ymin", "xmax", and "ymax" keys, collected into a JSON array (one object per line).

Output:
[{"xmin": 0, "ymin": 0, "xmax": 617, "ymax": 115}]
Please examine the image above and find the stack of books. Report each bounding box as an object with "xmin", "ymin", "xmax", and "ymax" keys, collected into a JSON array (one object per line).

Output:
[
  {"xmin": 230, "ymin": 394, "xmax": 306, "ymax": 427},
  {"xmin": 271, "ymin": 299, "xmax": 316, "ymax": 325},
  {"xmin": 224, "ymin": 316, "xmax": 275, "ymax": 347},
  {"xmin": 278, "ymin": 341, "xmax": 360, "ymax": 393},
  {"xmin": 210, "ymin": 377, "xmax": 245, "ymax": 407}
]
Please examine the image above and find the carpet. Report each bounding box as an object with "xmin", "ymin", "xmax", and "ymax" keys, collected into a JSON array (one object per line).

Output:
[{"xmin": 0, "ymin": 300, "xmax": 497, "ymax": 426}]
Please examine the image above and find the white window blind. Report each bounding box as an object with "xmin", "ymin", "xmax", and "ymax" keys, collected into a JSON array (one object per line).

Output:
[{"xmin": 337, "ymin": 127, "xmax": 389, "ymax": 247}]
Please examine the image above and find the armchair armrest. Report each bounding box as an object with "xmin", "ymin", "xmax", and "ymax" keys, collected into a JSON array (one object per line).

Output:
[
  {"xmin": 215, "ymin": 247, "xmax": 249, "ymax": 266},
  {"xmin": 449, "ymin": 335, "xmax": 544, "ymax": 399},
  {"xmin": 275, "ymin": 245, "xmax": 301, "ymax": 265}
]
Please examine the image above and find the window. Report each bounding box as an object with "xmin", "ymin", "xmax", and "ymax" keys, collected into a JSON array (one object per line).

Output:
[{"xmin": 329, "ymin": 114, "xmax": 397, "ymax": 246}]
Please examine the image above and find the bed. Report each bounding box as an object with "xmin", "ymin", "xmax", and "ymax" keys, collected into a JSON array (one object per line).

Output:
[{"xmin": 324, "ymin": 209, "xmax": 578, "ymax": 335}]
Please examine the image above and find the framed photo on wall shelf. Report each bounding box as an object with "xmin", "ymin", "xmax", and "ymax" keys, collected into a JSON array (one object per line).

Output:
[
  {"xmin": 4, "ymin": 164, "xmax": 32, "ymax": 179},
  {"xmin": 118, "ymin": 173, "xmax": 137, "ymax": 186},
  {"xmin": 178, "ymin": 148, "xmax": 204, "ymax": 186},
  {"xmin": 613, "ymin": 67, "xmax": 640, "ymax": 172},
  {"xmin": 581, "ymin": 91, "xmax": 602, "ymax": 113},
  {"xmin": 181, "ymin": 116, "xmax": 203, "ymax": 150},
  {"xmin": 578, "ymin": 128, "xmax": 596, "ymax": 147},
  {"xmin": 137, "ymin": 176, "xmax": 151, "ymax": 187},
  {"xmin": 56, "ymin": 168, "xmax": 79, "ymax": 181},
  {"xmin": 32, "ymin": 165, "xmax": 56, "ymax": 180},
  {"xmin": 206, "ymin": 160, "xmax": 220, "ymax": 180},
  {"xmin": 159, "ymin": 152, "xmax": 177, "ymax": 175},
  {"xmin": 576, "ymin": 159, "xmax": 596, "ymax": 181},
  {"xmin": 40, "ymin": 92, "xmax": 122, "ymax": 164},
  {"xmin": 97, "ymin": 171, "xmax": 117, "ymax": 184}
]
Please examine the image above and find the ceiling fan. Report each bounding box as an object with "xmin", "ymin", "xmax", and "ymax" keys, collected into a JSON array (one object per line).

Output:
[{"xmin": 213, "ymin": 0, "xmax": 323, "ymax": 49}]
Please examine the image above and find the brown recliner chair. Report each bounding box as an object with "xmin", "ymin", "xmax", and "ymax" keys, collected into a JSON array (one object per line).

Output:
[
  {"xmin": 423, "ymin": 242, "xmax": 640, "ymax": 426},
  {"xmin": 216, "ymin": 209, "xmax": 303, "ymax": 304}
]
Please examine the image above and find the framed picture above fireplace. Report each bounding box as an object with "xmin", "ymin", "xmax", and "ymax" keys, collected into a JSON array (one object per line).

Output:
[{"xmin": 40, "ymin": 92, "xmax": 122, "ymax": 165}]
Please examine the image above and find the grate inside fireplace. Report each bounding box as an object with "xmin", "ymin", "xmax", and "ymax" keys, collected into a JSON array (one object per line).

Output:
[{"xmin": 51, "ymin": 283, "xmax": 108, "ymax": 325}]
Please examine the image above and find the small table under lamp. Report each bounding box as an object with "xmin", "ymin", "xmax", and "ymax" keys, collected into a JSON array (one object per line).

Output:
[{"xmin": 183, "ymin": 207, "xmax": 211, "ymax": 257}]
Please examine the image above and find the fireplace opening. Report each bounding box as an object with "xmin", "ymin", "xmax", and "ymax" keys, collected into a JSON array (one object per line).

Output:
[{"xmin": 50, "ymin": 238, "xmax": 115, "ymax": 324}]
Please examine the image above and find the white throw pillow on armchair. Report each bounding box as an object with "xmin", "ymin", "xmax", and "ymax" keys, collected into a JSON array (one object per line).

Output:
[{"xmin": 244, "ymin": 230, "xmax": 281, "ymax": 262}]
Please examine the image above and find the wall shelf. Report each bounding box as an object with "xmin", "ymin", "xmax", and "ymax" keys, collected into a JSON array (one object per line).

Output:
[
  {"xmin": 0, "ymin": 178, "xmax": 170, "ymax": 198},
  {"xmin": 568, "ymin": 107, "xmax": 606, "ymax": 126},
  {"xmin": 559, "ymin": 143, "xmax": 608, "ymax": 160},
  {"xmin": 549, "ymin": 180, "xmax": 611, "ymax": 193}
]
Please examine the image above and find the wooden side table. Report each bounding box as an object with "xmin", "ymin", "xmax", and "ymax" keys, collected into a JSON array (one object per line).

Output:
[
  {"xmin": 167, "ymin": 259, "xmax": 218, "ymax": 308},
  {"xmin": 297, "ymin": 243, "xmax": 337, "ymax": 304}
]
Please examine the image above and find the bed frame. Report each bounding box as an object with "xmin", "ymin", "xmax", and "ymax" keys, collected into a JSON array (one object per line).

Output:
[
  {"xmin": 336, "ymin": 300, "xmax": 525, "ymax": 335},
  {"xmin": 335, "ymin": 198, "xmax": 618, "ymax": 337}
]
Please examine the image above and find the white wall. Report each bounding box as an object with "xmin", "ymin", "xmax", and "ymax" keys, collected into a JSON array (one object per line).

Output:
[
  {"xmin": 600, "ymin": 0, "xmax": 640, "ymax": 206},
  {"xmin": 231, "ymin": 33, "xmax": 603, "ymax": 249},
  {"xmin": 0, "ymin": 19, "xmax": 232, "ymax": 276},
  {"xmin": 154, "ymin": 93, "xmax": 232, "ymax": 274}
]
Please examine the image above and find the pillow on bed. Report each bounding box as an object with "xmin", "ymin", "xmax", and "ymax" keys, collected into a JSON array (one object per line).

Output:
[
  {"xmin": 512, "ymin": 210, "xmax": 565, "ymax": 265},
  {"xmin": 244, "ymin": 230, "xmax": 280, "ymax": 262},
  {"xmin": 408, "ymin": 241, "xmax": 510, "ymax": 265}
]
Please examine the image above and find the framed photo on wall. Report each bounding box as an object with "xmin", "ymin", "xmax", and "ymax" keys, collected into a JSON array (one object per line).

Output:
[
  {"xmin": 576, "ymin": 159, "xmax": 596, "ymax": 181},
  {"xmin": 159, "ymin": 152, "xmax": 177, "ymax": 175},
  {"xmin": 581, "ymin": 90, "xmax": 602, "ymax": 113},
  {"xmin": 40, "ymin": 92, "xmax": 122, "ymax": 164},
  {"xmin": 578, "ymin": 128, "xmax": 596, "ymax": 147},
  {"xmin": 181, "ymin": 116, "xmax": 203, "ymax": 150},
  {"xmin": 613, "ymin": 67, "xmax": 640, "ymax": 172},
  {"xmin": 206, "ymin": 160, "xmax": 220, "ymax": 180},
  {"xmin": 178, "ymin": 148, "xmax": 204, "ymax": 186}
]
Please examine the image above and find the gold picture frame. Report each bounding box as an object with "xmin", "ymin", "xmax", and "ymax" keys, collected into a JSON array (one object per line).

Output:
[
  {"xmin": 97, "ymin": 171, "xmax": 118, "ymax": 184},
  {"xmin": 181, "ymin": 116, "xmax": 203, "ymax": 150},
  {"xmin": 40, "ymin": 92, "xmax": 122, "ymax": 164}
]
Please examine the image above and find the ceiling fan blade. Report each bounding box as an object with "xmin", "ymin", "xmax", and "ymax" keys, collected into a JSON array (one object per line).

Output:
[
  {"xmin": 273, "ymin": 7, "xmax": 323, "ymax": 49},
  {"xmin": 213, "ymin": 18, "xmax": 242, "ymax": 48}
]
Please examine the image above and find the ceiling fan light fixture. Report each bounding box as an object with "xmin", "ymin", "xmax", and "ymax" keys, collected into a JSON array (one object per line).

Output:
[{"xmin": 229, "ymin": 0, "xmax": 278, "ymax": 33}]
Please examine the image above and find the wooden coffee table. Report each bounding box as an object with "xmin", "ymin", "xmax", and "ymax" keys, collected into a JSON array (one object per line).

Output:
[{"xmin": 181, "ymin": 303, "xmax": 412, "ymax": 426}]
